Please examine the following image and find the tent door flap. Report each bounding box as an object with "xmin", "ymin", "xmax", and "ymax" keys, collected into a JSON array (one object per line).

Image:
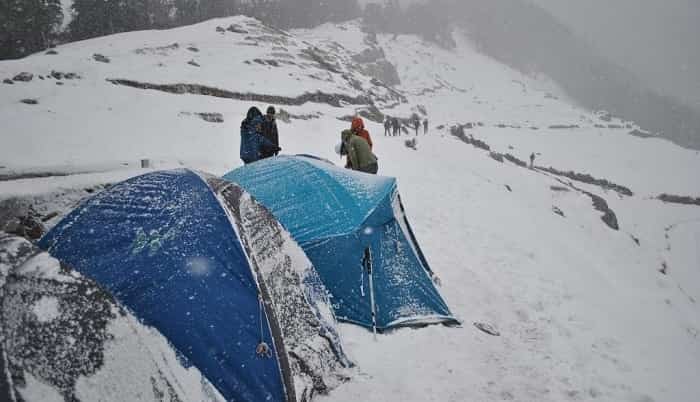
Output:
[{"xmin": 363, "ymin": 247, "xmax": 377, "ymax": 339}]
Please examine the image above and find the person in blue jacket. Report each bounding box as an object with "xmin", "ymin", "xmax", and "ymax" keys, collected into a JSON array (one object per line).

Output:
[{"xmin": 240, "ymin": 106, "xmax": 280, "ymax": 164}]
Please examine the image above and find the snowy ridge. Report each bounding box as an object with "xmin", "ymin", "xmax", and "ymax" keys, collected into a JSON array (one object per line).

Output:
[{"xmin": 0, "ymin": 14, "xmax": 699, "ymax": 402}]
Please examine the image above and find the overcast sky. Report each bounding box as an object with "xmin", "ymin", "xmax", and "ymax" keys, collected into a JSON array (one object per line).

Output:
[
  {"xmin": 360, "ymin": 0, "xmax": 700, "ymax": 111},
  {"xmin": 526, "ymin": 0, "xmax": 700, "ymax": 111}
]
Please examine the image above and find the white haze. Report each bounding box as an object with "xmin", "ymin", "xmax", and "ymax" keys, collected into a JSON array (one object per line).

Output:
[
  {"xmin": 361, "ymin": 0, "xmax": 700, "ymax": 148},
  {"xmin": 528, "ymin": 0, "xmax": 700, "ymax": 112},
  {"xmin": 362, "ymin": 0, "xmax": 699, "ymax": 112}
]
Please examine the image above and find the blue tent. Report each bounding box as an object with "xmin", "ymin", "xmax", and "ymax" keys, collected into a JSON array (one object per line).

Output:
[
  {"xmin": 223, "ymin": 155, "xmax": 459, "ymax": 331},
  {"xmin": 39, "ymin": 169, "xmax": 350, "ymax": 402}
]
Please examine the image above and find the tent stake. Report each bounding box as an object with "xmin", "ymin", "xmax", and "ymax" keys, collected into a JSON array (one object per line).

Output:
[{"xmin": 364, "ymin": 247, "xmax": 377, "ymax": 340}]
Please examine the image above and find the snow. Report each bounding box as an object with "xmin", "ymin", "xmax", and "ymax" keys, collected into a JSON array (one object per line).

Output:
[
  {"xmin": 1, "ymin": 234, "xmax": 226, "ymax": 402},
  {"xmin": 74, "ymin": 313, "xmax": 225, "ymax": 402},
  {"xmin": 16, "ymin": 372, "xmax": 63, "ymax": 402},
  {"xmin": 1, "ymin": 15, "xmax": 699, "ymax": 402},
  {"xmin": 31, "ymin": 296, "xmax": 60, "ymax": 323},
  {"xmin": 15, "ymin": 252, "xmax": 79, "ymax": 283},
  {"xmin": 185, "ymin": 256, "xmax": 215, "ymax": 277}
]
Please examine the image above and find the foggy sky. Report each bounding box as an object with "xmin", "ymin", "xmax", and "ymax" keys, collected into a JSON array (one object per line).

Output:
[
  {"xmin": 361, "ymin": 0, "xmax": 700, "ymax": 112},
  {"xmin": 527, "ymin": 0, "xmax": 700, "ymax": 112}
]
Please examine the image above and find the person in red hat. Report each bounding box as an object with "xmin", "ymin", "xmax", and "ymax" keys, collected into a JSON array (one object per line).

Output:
[{"xmin": 351, "ymin": 117, "xmax": 373, "ymax": 149}]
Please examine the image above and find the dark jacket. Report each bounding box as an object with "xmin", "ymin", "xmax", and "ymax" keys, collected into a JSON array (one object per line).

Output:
[
  {"xmin": 240, "ymin": 107, "xmax": 275, "ymax": 164},
  {"xmin": 260, "ymin": 116, "xmax": 280, "ymax": 158}
]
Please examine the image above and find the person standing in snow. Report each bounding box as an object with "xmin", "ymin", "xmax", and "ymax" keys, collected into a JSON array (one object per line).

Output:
[
  {"xmin": 529, "ymin": 152, "xmax": 536, "ymax": 169},
  {"xmin": 260, "ymin": 106, "xmax": 281, "ymax": 159},
  {"xmin": 413, "ymin": 118, "xmax": 420, "ymax": 136},
  {"xmin": 391, "ymin": 117, "xmax": 400, "ymax": 136},
  {"xmin": 423, "ymin": 118, "xmax": 429, "ymax": 134},
  {"xmin": 384, "ymin": 117, "xmax": 392, "ymax": 136},
  {"xmin": 240, "ymin": 106, "xmax": 279, "ymax": 164},
  {"xmin": 351, "ymin": 117, "xmax": 373, "ymax": 149},
  {"xmin": 341, "ymin": 129, "xmax": 378, "ymax": 174}
]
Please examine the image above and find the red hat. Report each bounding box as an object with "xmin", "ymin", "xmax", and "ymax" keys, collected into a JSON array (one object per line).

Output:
[{"xmin": 351, "ymin": 117, "xmax": 364, "ymax": 132}]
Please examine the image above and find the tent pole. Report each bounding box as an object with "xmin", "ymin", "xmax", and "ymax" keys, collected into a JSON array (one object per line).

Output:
[{"xmin": 364, "ymin": 247, "xmax": 377, "ymax": 340}]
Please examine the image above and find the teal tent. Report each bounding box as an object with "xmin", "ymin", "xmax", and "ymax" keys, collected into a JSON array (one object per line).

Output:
[{"xmin": 224, "ymin": 155, "xmax": 458, "ymax": 331}]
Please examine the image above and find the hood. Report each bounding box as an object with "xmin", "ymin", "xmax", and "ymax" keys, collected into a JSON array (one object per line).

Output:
[
  {"xmin": 351, "ymin": 117, "xmax": 364, "ymax": 132},
  {"xmin": 246, "ymin": 106, "xmax": 263, "ymax": 121}
]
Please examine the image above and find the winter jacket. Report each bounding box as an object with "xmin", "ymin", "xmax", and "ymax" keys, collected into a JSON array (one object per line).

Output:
[
  {"xmin": 351, "ymin": 117, "xmax": 373, "ymax": 149},
  {"xmin": 240, "ymin": 112, "xmax": 275, "ymax": 164},
  {"xmin": 342, "ymin": 130, "xmax": 378, "ymax": 174},
  {"xmin": 260, "ymin": 116, "xmax": 280, "ymax": 158}
]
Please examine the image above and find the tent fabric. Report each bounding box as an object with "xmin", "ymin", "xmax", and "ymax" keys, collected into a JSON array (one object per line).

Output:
[
  {"xmin": 39, "ymin": 170, "xmax": 287, "ymax": 402},
  {"xmin": 204, "ymin": 176, "xmax": 353, "ymax": 399},
  {"xmin": 223, "ymin": 155, "xmax": 458, "ymax": 331},
  {"xmin": 38, "ymin": 169, "xmax": 351, "ymax": 402}
]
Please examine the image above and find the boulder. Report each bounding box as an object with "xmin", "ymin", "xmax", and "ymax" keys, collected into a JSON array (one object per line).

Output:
[
  {"xmin": 13, "ymin": 72, "xmax": 33, "ymax": 82},
  {"xmin": 352, "ymin": 47, "xmax": 385, "ymax": 64},
  {"xmin": 196, "ymin": 112, "xmax": 224, "ymax": 123},
  {"xmin": 93, "ymin": 53, "xmax": 110, "ymax": 63},
  {"xmin": 226, "ymin": 24, "xmax": 249, "ymax": 34},
  {"xmin": 489, "ymin": 152, "xmax": 504, "ymax": 163},
  {"xmin": 629, "ymin": 129, "xmax": 654, "ymax": 138},
  {"xmin": 598, "ymin": 111, "xmax": 613, "ymax": 122},
  {"xmin": 0, "ymin": 198, "xmax": 46, "ymax": 240},
  {"xmin": 474, "ymin": 322, "xmax": 500, "ymax": 336},
  {"xmin": 357, "ymin": 105, "xmax": 384, "ymax": 124},
  {"xmin": 361, "ymin": 59, "xmax": 400, "ymax": 87}
]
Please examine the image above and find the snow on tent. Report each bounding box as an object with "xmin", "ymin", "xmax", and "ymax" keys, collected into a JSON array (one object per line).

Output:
[
  {"xmin": 223, "ymin": 155, "xmax": 459, "ymax": 332},
  {"xmin": 36, "ymin": 169, "xmax": 352, "ymax": 402},
  {"xmin": 0, "ymin": 233, "xmax": 225, "ymax": 402}
]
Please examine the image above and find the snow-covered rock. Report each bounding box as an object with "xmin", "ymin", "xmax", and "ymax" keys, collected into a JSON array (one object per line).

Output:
[{"xmin": 0, "ymin": 233, "xmax": 225, "ymax": 402}]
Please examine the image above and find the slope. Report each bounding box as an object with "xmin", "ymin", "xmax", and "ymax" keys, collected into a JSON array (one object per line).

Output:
[{"xmin": 0, "ymin": 16, "xmax": 699, "ymax": 402}]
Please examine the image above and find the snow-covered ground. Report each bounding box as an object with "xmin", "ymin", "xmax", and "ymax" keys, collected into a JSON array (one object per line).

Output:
[{"xmin": 1, "ymin": 16, "xmax": 699, "ymax": 402}]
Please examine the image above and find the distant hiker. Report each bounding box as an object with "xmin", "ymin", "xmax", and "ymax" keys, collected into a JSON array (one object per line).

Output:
[
  {"xmin": 260, "ymin": 106, "xmax": 280, "ymax": 158},
  {"xmin": 392, "ymin": 117, "xmax": 400, "ymax": 136},
  {"xmin": 240, "ymin": 106, "xmax": 278, "ymax": 164},
  {"xmin": 423, "ymin": 119, "xmax": 429, "ymax": 134},
  {"xmin": 384, "ymin": 117, "xmax": 391, "ymax": 136},
  {"xmin": 413, "ymin": 118, "xmax": 420, "ymax": 136},
  {"xmin": 351, "ymin": 117, "xmax": 373, "ymax": 149},
  {"xmin": 342, "ymin": 129, "xmax": 379, "ymax": 174},
  {"xmin": 529, "ymin": 152, "xmax": 535, "ymax": 169}
]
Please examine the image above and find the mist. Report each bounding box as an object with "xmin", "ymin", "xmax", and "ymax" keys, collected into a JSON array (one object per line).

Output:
[
  {"xmin": 365, "ymin": 0, "xmax": 700, "ymax": 110},
  {"xmin": 362, "ymin": 0, "xmax": 700, "ymax": 149},
  {"xmin": 528, "ymin": 0, "xmax": 700, "ymax": 112}
]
